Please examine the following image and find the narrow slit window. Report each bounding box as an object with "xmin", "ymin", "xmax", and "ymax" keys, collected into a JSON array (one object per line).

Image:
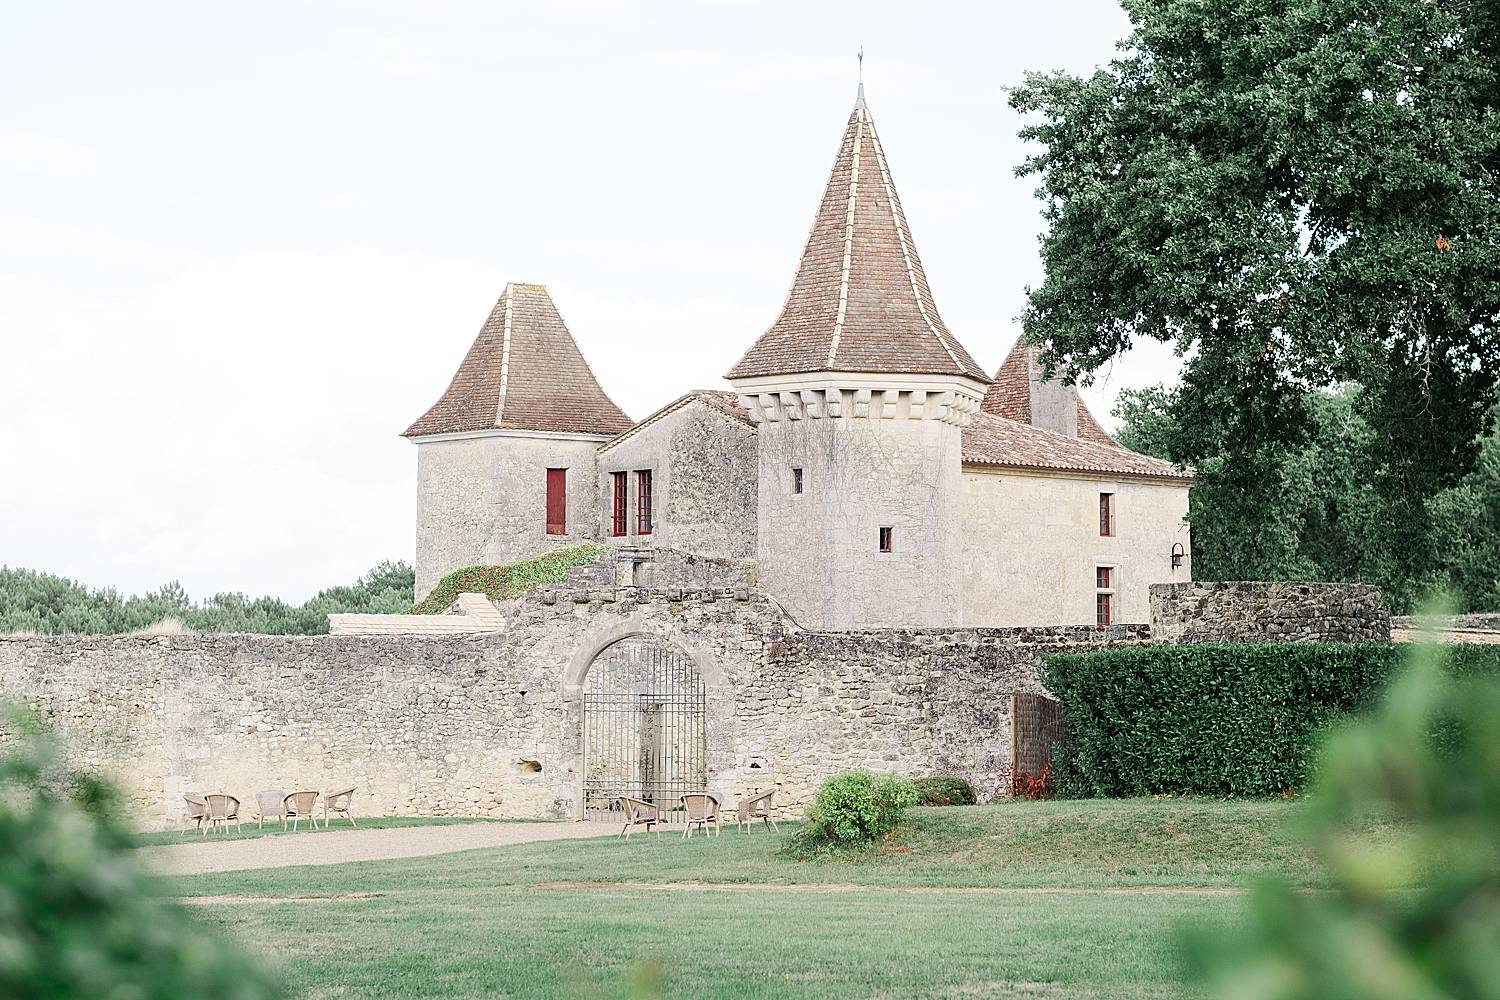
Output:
[
  {"xmin": 545, "ymin": 468, "xmax": 566, "ymax": 535},
  {"xmin": 1099, "ymin": 493, "xmax": 1115, "ymax": 537},
  {"xmin": 792, "ymin": 467, "xmax": 804, "ymax": 494},
  {"xmin": 878, "ymin": 526, "xmax": 893, "ymax": 553},
  {"xmin": 1095, "ymin": 565, "xmax": 1116, "ymax": 625},
  {"xmin": 635, "ymin": 470, "xmax": 653, "ymax": 535},
  {"xmin": 610, "ymin": 471, "xmax": 628, "ymax": 537}
]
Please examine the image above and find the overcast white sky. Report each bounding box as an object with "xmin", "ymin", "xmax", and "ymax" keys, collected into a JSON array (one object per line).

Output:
[{"xmin": 0, "ymin": 1, "xmax": 1183, "ymax": 602}]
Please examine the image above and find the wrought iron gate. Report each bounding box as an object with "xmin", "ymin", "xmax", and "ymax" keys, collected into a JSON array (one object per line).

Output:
[{"xmin": 582, "ymin": 635, "xmax": 707, "ymax": 823}]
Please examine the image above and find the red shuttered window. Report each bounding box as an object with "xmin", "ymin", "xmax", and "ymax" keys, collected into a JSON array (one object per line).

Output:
[
  {"xmin": 1095, "ymin": 565, "xmax": 1116, "ymax": 625},
  {"xmin": 878, "ymin": 526, "xmax": 893, "ymax": 553},
  {"xmin": 611, "ymin": 471, "xmax": 628, "ymax": 537},
  {"xmin": 636, "ymin": 470, "xmax": 653, "ymax": 535},
  {"xmin": 545, "ymin": 468, "xmax": 566, "ymax": 535}
]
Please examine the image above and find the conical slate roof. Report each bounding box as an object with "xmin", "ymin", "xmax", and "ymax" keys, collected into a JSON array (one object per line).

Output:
[
  {"xmin": 727, "ymin": 93, "xmax": 989, "ymax": 383},
  {"xmin": 404, "ymin": 283, "xmax": 632, "ymax": 438},
  {"xmin": 981, "ymin": 338, "xmax": 1119, "ymax": 447}
]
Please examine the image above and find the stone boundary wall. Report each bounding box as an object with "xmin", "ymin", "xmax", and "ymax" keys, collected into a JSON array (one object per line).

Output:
[
  {"xmin": 1149, "ymin": 581, "xmax": 1390, "ymax": 644},
  {"xmin": 0, "ymin": 589, "xmax": 1145, "ymax": 827}
]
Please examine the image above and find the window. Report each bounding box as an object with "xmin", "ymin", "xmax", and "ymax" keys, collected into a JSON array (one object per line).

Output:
[
  {"xmin": 610, "ymin": 471, "xmax": 628, "ymax": 537},
  {"xmin": 1099, "ymin": 492, "xmax": 1115, "ymax": 536},
  {"xmin": 878, "ymin": 526, "xmax": 893, "ymax": 553},
  {"xmin": 792, "ymin": 467, "xmax": 804, "ymax": 494},
  {"xmin": 545, "ymin": 468, "xmax": 566, "ymax": 535},
  {"xmin": 1095, "ymin": 565, "xmax": 1116, "ymax": 625},
  {"xmin": 635, "ymin": 470, "xmax": 653, "ymax": 535}
]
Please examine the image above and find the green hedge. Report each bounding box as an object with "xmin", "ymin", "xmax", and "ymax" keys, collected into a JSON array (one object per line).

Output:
[
  {"xmin": 411, "ymin": 545, "xmax": 605, "ymax": 614},
  {"xmin": 1041, "ymin": 642, "xmax": 1500, "ymax": 798}
]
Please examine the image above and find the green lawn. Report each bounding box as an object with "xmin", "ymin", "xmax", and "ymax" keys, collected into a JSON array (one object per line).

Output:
[
  {"xmin": 134, "ymin": 814, "xmax": 531, "ymax": 848},
  {"xmin": 165, "ymin": 799, "xmax": 1361, "ymax": 999}
]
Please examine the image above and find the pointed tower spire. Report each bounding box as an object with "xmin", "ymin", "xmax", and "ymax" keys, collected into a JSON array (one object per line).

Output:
[
  {"xmin": 726, "ymin": 90, "xmax": 988, "ymax": 383},
  {"xmin": 404, "ymin": 283, "xmax": 632, "ymax": 438}
]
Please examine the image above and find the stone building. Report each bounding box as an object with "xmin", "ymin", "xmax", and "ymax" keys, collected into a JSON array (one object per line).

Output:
[{"xmin": 405, "ymin": 88, "xmax": 1194, "ymax": 627}]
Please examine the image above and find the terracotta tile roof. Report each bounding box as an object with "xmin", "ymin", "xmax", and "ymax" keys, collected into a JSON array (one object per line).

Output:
[
  {"xmin": 727, "ymin": 96, "xmax": 989, "ymax": 383},
  {"xmin": 981, "ymin": 338, "xmax": 1120, "ymax": 447},
  {"xmin": 404, "ymin": 283, "xmax": 633, "ymax": 438},
  {"xmin": 599, "ymin": 390, "xmax": 752, "ymax": 454},
  {"xmin": 962, "ymin": 411, "xmax": 1192, "ymax": 482}
]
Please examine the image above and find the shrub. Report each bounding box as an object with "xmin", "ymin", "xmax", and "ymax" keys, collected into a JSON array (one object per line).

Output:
[
  {"xmin": 784, "ymin": 771, "xmax": 919, "ymax": 855},
  {"xmin": 1011, "ymin": 762, "xmax": 1055, "ymax": 800},
  {"xmin": 1189, "ymin": 643, "xmax": 1500, "ymax": 997},
  {"xmin": 1042, "ymin": 641, "xmax": 1500, "ymax": 798},
  {"xmin": 0, "ymin": 713, "xmax": 283, "ymax": 998},
  {"xmin": 913, "ymin": 776, "xmax": 977, "ymax": 806},
  {"xmin": 411, "ymin": 545, "xmax": 606, "ymax": 614}
]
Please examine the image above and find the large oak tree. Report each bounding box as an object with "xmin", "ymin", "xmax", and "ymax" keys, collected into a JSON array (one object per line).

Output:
[{"xmin": 1011, "ymin": 0, "xmax": 1500, "ymax": 606}]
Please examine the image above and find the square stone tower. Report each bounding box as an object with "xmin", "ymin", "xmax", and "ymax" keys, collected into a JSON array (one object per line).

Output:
[{"xmin": 727, "ymin": 88, "xmax": 991, "ymax": 629}]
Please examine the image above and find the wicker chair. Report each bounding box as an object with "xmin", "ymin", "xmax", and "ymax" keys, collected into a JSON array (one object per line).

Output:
[
  {"xmin": 203, "ymin": 793, "xmax": 241, "ymax": 835},
  {"xmin": 284, "ymin": 790, "xmax": 319, "ymax": 832},
  {"xmin": 255, "ymin": 789, "xmax": 287, "ymax": 830},
  {"xmin": 735, "ymin": 789, "xmax": 779, "ymax": 834},
  {"xmin": 182, "ymin": 793, "xmax": 208, "ymax": 835},
  {"xmin": 616, "ymin": 795, "xmax": 663, "ymax": 839},
  {"xmin": 323, "ymin": 787, "xmax": 356, "ymax": 828},
  {"xmin": 680, "ymin": 792, "xmax": 721, "ymax": 839}
]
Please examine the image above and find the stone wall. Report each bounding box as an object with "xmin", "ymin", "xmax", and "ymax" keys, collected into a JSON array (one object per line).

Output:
[
  {"xmin": 1149, "ymin": 581, "xmax": 1391, "ymax": 643},
  {"xmin": 597, "ymin": 397, "xmax": 757, "ymax": 560},
  {"xmin": 413, "ymin": 432, "xmax": 608, "ymax": 597},
  {"xmin": 0, "ymin": 588, "xmax": 1144, "ymax": 827},
  {"xmin": 959, "ymin": 469, "xmax": 1192, "ymax": 626}
]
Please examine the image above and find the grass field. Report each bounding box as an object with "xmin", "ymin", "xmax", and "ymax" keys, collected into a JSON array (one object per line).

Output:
[{"xmin": 165, "ymin": 799, "xmax": 1365, "ymax": 999}]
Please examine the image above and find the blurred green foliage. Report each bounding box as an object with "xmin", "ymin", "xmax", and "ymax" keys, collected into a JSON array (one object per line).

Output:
[
  {"xmin": 0, "ymin": 561, "xmax": 413, "ymax": 636},
  {"xmin": 1190, "ymin": 642, "xmax": 1500, "ymax": 998},
  {"xmin": 1043, "ymin": 642, "xmax": 1500, "ymax": 797},
  {"xmin": 0, "ymin": 715, "xmax": 282, "ymax": 999}
]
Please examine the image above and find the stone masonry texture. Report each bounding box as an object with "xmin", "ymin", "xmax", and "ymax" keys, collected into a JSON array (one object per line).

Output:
[
  {"xmin": 0, "ymin": 580, "xmax": 1385, "ymax": 827},
  {"xmin": 1149, "ymin": 581, "xmax": 1391, "ymax": 643}
]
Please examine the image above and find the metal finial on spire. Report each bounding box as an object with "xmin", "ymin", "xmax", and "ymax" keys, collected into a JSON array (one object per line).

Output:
[{"xmin": 854, "ymin": 47, "xmax": 867, "ymax": 109}]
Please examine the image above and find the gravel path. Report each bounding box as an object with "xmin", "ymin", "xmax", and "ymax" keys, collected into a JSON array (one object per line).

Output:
[{"xmin": 141, "ymin": 821, "xmax": 620, "ymax": 876}]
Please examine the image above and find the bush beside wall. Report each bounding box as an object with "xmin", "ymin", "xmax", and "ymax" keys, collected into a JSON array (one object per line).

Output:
[{"xmin": 1041, "ymin": 643, "xmax": 1500, "ymax": 798}]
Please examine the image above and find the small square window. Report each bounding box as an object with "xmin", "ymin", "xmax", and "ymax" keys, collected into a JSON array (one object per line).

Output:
[
  {"xmin": 878, "ymin": 526, "xmax": 893, "ymax": 553},
  {"xmin": 1096, "ymin": 566, "xmax": 1113, "ymax": 590},
  {"xmin": 792, "ymin": 467, "xmax": 804, "ymax": 494}
]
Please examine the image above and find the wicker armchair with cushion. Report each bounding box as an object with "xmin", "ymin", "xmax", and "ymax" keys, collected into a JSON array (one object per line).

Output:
[
  {"xmin": 182, "ymin": 794, "xmax": 208, "ymax": 835},
  {"xmin": 255, "ymin": 789, "xmax": 287, "ymax": 830},
  {"xmin": 616, "ymin": 796, "xmax": 663, "ymax": 839},
  {"xmin": 735, "ymin": 789, "xmax": 779, "ymax": 833},
  {"xmin": 679, "ymin": 792, "xmax": 721, "ymax": 839},
  {"xmin": 284, "ymin": 790, "xmax": 319, "ymax": 832},
  {"xmin": 323, "ymin": 787, "xmax": 356, "ymax": 828},
  {"xmin": 203, "ymin": 793, "xmax": 241, "ymax": 835}
]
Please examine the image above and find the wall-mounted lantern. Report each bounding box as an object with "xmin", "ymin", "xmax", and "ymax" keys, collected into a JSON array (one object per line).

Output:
[{"xmin": 1171, "ymin": 542, "xmax": 1186, "ymax": 569}]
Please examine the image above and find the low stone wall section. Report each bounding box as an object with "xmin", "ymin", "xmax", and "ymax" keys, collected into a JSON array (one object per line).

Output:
[
  {"xmin": 0, "ymin": 587, "xmax": 1145, "ymax": 826},
  {"xmin": 1149, "ymin": 581, "xmax": 1390, "ymax": 643}
]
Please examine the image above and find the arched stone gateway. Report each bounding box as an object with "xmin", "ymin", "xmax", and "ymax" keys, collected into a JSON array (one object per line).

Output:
[{"xmin": 580, "ymin": 634, "xmax": 707, "ymax": 823}]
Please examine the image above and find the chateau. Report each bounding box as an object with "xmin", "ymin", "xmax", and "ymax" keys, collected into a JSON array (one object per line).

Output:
[
  {"xmin": 1, "ymin": 93, "xmax": 1389, "ymax": 829},
  {"xmin": 404, "ymin": 89, "xmax": 1193, "ymax": 628}
]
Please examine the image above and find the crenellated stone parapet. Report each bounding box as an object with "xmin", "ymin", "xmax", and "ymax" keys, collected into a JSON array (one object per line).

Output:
[{"xmin": 732, "ymin": 373, "xmax": 986, "ymax": 428}]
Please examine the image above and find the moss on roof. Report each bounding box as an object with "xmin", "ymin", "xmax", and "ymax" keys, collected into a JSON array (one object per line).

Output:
[{"xmin": 411, "ymin": 544, "xmax": 606, "ymax": 615}]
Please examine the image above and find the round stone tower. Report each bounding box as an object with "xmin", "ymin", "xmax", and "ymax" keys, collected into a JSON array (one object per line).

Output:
[{"xmin": 727, "ymin": 88, "xmax": 990, "ymax": 629}]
